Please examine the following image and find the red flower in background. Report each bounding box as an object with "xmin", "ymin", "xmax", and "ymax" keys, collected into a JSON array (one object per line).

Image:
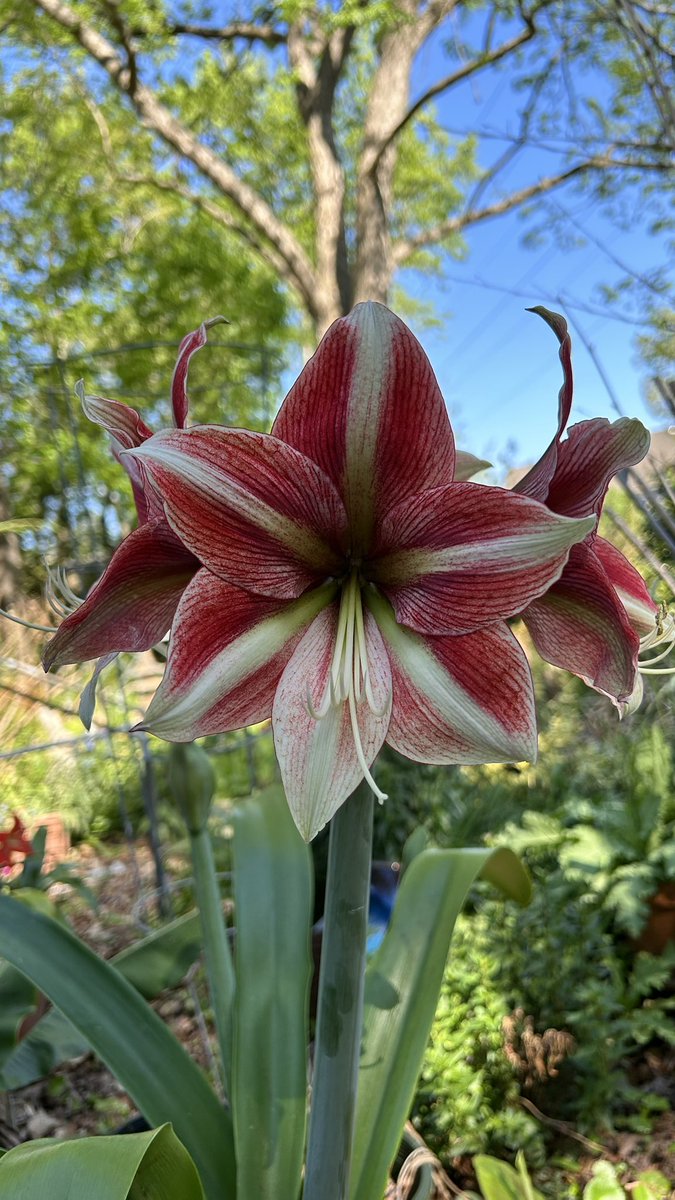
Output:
[{"xmin": 0, "ymin": 816, "xmax": 34, "ymax": 870}]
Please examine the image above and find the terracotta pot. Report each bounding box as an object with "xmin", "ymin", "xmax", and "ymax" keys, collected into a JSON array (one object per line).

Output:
[{"xmin": 634, "ymin": 882, "xmax": 675, "ymax": 956}]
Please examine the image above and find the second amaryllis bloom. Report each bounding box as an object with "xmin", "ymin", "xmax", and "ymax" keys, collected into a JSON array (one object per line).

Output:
[
  {"xmin": 514, "ymin": 308, "xmax": 655, "ymax": 708},
  {"xmin": 125, "ymin": 303, "xmax": 593, "ymax": 840}
]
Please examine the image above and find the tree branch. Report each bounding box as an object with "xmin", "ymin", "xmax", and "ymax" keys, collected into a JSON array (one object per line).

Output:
[
  {"xmin": 161, "ymin": 21, "xmax": 285, "ymax": 46},
  {"xmin": 369, "ymin": 20, "xmax": 536, "ymax": 176},
  {"xmin": 31, "ymin": 0, "xmax": 319, "ymax": 318},
  {"xmin": 392, "ymin": 154, "xmax": 670, "ymax": 264}
]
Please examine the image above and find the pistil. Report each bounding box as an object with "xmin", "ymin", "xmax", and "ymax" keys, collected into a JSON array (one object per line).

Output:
[{"xmin": 308, "ymin": 572, "xmax": 388, "ymax": 803}]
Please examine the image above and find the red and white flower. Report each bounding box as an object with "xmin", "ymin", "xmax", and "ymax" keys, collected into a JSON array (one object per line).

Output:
[
  {"xmin": 0, "ymin": 816, "xmax": 34, "ymax": 870},
  {"xmin": 125, "ymin": 303, "xmax": 594, "ymax": 839},
  {"xmin": 514, "ymin": 308, "xmax": 655, "ymax": 708},
  {"xmin": 42, "ymin": 320, "xmax": 226, "ymax": 682}
]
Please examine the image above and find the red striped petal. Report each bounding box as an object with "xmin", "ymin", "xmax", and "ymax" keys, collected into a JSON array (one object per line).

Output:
[
  {"xmin": 272, "ymin": 302, "xmax": 455, "ymax": 555},
  {"xmin": 371, "ymin": 483, "xmax": 595, "ymax": 635},
  {"xmin": 367, "ymin": 592, "xmax": 536, "ymax": 764},
  {"xmin": 594, "ymin": 536, "xmax": 657, "ymax": 635},
  {"xmin": 128, "ymin": 427, "xmax": 348, "ymax": 598},
  {"xmin": 546, "ymin": 417, "xmax": 650, "ymax": 518},
  {"xmin": 137, "ymin": 574, "xmax": 334, "ymax": 741},
  {"xmin": 78, "ymin": 382, "xmax": 163, "ymax": 523},
  {"xmin": 171, "ymin": 316, "xmax": 227, "ymax": 428},
  {"xmin": 42, "ymin": 521, "xmax": 198, "ymax": 669},
  {"xmin": 515, "ymin": 307, "xmax": 574, "ymax": 502},
  {"xmin": 273, "ymin": 604, "xmax": 392, "ymax": 840},
  {"xmin": 521, "ymin": 542, "xmax": 639, "ymax": 703}
]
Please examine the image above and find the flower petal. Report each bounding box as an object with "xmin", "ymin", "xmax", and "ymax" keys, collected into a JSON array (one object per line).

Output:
[
  {"xmin": 171, "ymin": 316, "xmax": 227, "ymax": 428},
  {"xmin": 77, "ymin": 381, "xmax": 163, "ymax": 523},
  {"xmin": 137, "ymin": 574, "xmax": 335, "ymax": 741},
  {"xmin": 521, "ymin": 542, "xmax": 639, "ymax": 703},
  {"xmin": 454, "ymin": 450, "xmax": 491, "ymax": 481},
  {"xmin": 78, "ymin": 380, "xmax": 154, "ymax": 450},
  {"xmin": 367, "ymin": 590, "xmax": 536, "ymax": 764},
  {"xmin": 594, "ymin": 536, "xmax": 657, "ymax": 635},
  {"xmin": 546, "ymin": 417, "xmax": 650, "ymax": 518},
  {"xmin": 272, "ymin": 301, "xmax": 455, "ymax": 554},
  {"xmin": 371, "ymin": 482, "xmax": 595, "ymax": 635},
  {"xmin": 514, "ymin": 307, "xmax": 574, "ymax": 502},
  {"xmin": 127, "ymin": 427, "xmax": 348, "ymax": 598},
  {"xmin": 42, "ymin": 520, "xmax": 199, "ymax": 670},
  {"xmin": 273, "ymin": 605, "xmax": 392, "ymax": 841}
]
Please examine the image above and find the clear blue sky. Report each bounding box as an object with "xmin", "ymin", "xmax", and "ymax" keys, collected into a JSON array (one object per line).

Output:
[{"xmin": 393, "ymin": 19, "xmax": 672, "ymax": 475}]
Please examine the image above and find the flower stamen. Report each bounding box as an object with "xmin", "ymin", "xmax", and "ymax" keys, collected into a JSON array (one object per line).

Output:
[
  {"xmin": 638, "ymin": 601, "xmax": 675, "ymax": 676},
  {"xmin": 308, "ymin": 571, "xmax": 388, "ymax": 803}
]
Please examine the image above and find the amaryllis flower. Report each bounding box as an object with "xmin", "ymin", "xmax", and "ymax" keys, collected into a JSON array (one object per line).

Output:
[
  {"xmin": 124, "ymin": 303, "xmax": 594, "ymax": 840},
  {"xmin": 514, "ymin": 308, "xmax": 655, "ymax": 707},
  {"xmin": 0, "ymin": 816, "xmax": 34, "ymax": 870},
  {"xmin": 42, "ymin": 320, "xmax": 226, "ymax": 690}
]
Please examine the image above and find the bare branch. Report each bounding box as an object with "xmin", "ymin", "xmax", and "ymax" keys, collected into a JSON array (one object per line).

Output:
[
  {"xmin": 30, "ymin": 0, "xmax": 319, "ymax": 318},
  {"xmin": 162, "ymin": 21, "xmax": 285, "ymax": 46},
  {"xmin": 392, "ymin": 155, "xmax": 670, "ymax": 265},
  {"xmin": 369, "ymin": 21, "xmax": 536, "ymax": 176}
]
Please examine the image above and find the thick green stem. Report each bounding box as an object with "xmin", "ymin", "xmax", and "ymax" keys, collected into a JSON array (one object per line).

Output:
[
  {"xmin": 189, "ymin": 825, "xmax": 235, "ymax": 1099},
  {"xmin": 304, "ymin": 783, "xmax": 374, "ymax": 1200}
]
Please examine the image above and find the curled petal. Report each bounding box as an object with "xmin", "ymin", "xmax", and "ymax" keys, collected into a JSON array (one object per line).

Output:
[
  {"xmin": 546, "ymin": 417, "xmax": 651, "ymax": 519},
  {"xmin": 78, "ymin": 380, "xmax": 154, "ymax": 450},
  {"xmin": 371, "ymin": 483, "xmax": 595, "ymax": 635},
  {"xmin": 593, "ymin": 536, "xmax": 657, "ymax": 636},
  {"xmin": 137, "ymin": 574, "xmax": 335, "ymax": 741},
  {"xmin": 272, "ymin": 301, "xmax": 455, "ymax": 555},
  {"xmin": 127, "ymin": 428, "xmax": 347, "ymax": 598},
  {"xmin": 42, "ymin": 521, "xmax": 199, "ymax": 670},
  {"xmin": 515, "ymin": 307, "xmax": 574, "ymax": 502},
  {"xmin": 273, "ymin": 605, "xmax": 392, "ymax": 841},
  {"xmin": 368, "ymin": 590, "xmax": 536, "ymax": 765},
  {"xmin": 454, "ymin": 450, "xmax": 491, "ymax": 481},
  {"xmin": 521, "ymin": 543, "xmax": 639, "ymax": 704},
  {"xmin": 171, "ymin": 316, "xmax": 227, "ymax": 428}
]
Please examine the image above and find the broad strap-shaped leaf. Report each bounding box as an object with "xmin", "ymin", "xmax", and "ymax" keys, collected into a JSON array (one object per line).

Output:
[
  {"xmin": 521, "ymin": 541, "xmax": 639, "ymax": 703},
  {"xmin": 0, "ymin": 895, "xmax": 234, "ymax": 1200},
  {"xmin": 272, "ymin": 302, "xmax": 456, "ymax": 556},
  {"xmin": 350, "ymin": 846, "xmax": 530, "ymax": 1200},
  {"xmin": 371, "ymin": 482, "xmax": 595, "ymax": 635},
  {"xmin": 43, "ymin": 519, "xmax": 198, "ymax": 669},
  {"xmin": 231, "ymin": 787, "xmax": 313, "ymax": 1200},
  {"xmin": 0, "ymin": 1124, "xmax": 204, "ymax": 1200},
  {"xmin": 273, "ymin": 605, "xmax": 392, "ymax": 841},
  {"xmin": 127, "ymin": 427, "xmax": 347, "ymax": 598},
  {"xmin": 369, "ymin": 594, "xmax": 536, "ymax": 766},
  {"xmin": 137, "ymin": 575, "xmax": 335, "ymax": 741},
  {"xmin": 0, "ymin": 912, "xmax": 202, "ymax": 1091}
]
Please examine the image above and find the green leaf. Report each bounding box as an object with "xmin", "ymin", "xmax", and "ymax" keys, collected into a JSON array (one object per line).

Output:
[
  {"xmin": 473, "ymin": 1154, "xmax": 545, "ymax": 1200},
  {"xmin": 0, "ymin": 895, "xmax": 234, "ymax": 1200},
  {"xmin": 0, "ymin": 912, "xmax": 203, "ymax": 1089},
  {"xmin": 350, "ymin": 846, "xmax": 530, "ymax": 1200},
  {"xmin": 231, "ymin": 787, "xmax": 313, "ymax": 1200},
  {"xmin": 0, "ymin": 961, "xmax": 39, "ymax": 1069},
  {"xmin": 0, "ymin": 1124, "xmax": 204, "ymax": 1200},
  {"xmin": 583, "ymin": 1162, "xmax": 625, "ymax": 1200},
  {"xmin": 632, "ymin": 1169, "xmax": 672, "ymax": 1200}
]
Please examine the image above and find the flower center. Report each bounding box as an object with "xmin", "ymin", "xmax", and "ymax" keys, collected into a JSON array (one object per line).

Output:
[
  {"xmin": 638, "ymin": 600, "xmax": 675, "ymax": 675},
  {"xmin": 308, "ymin": 570, "xmax": 388, "ymax": 803}
]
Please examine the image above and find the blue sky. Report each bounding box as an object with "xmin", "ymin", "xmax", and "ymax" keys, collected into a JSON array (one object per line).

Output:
[{"xmin": 393, "ymin": 15, "xmax": 673, "ymax": 473}]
